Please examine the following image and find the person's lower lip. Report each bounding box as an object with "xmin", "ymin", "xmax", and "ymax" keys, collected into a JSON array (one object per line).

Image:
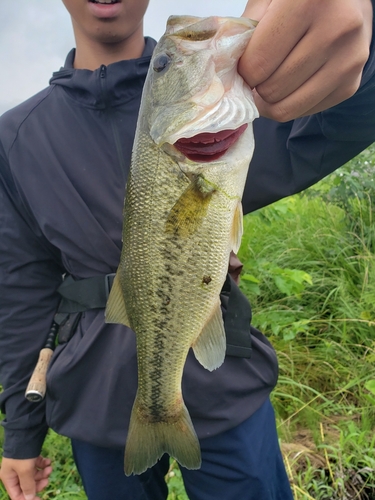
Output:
[{"xmin": 87, "ymin": 0, "xmax": 122, "ymax": 19}]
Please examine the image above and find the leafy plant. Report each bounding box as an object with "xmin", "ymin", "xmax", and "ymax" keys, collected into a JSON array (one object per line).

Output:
[{"xmin": 238, "ymin": 144, "xmax": 375, "ymax": 499}]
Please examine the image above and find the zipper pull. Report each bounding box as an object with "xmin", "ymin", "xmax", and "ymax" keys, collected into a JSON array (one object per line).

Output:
[{"xmin": 100, "ymin": 65, "xmax": 106, "ymax": 78}]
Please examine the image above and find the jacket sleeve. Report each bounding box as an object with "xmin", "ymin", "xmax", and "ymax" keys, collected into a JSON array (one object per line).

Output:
[
  {"xmin": 243, "ymin": 4, "xmax": 375, "ymax": 214},
  {"xmin": 0, "ymin": 151, "xmax": 63, "ymax": 459}
]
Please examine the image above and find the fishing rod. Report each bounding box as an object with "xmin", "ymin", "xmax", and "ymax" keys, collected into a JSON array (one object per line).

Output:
[
  {"xmin": 24, "ymin": 273, "xmax": 112, "ymax": 402},
  {"xmin": 25, "ymin": 320, "xmax": 59, "ymax": 402}
]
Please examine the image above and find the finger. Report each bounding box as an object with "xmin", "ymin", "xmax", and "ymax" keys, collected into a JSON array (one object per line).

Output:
[
  {"xmin": 3, "ymin": 482, "xmax": 38, "ymax": 500},
  {"xmin": 254, "ymin": 7, "xmax": 370, "ymax": 105},
  {"xmin": 239, "ymin": 0, "xmax": 309, "ymax": 88},
  {"xmin": 18, "ymin": 471, "xmax": 37, "ymax": 500},
  {"xmin": 34, "ymin": 457, "xmax": 51, "ymax": 469},
  {"xmin": 299, "ymin": 74, "xmax": 363, "ymax": 117},
  {"xmin": 0, "ymin": 470, "xmax": 26, "ymax": 500},
  {"xmin": 255, "ymin": 37, "xmax": 367, "ymax": 110},
  {"xmin": 242, "ymin": 0, "xmax": 272, "ymax": 20},
  {"xmin": 253, "ymin": 61, "xmax": 363, "ymax": 121},
  {"xmin": 2, "ymin": 481, "xmax": 25, "ymax": 500},
  {"xmin": 35, "ymin": 478, "xmax": 50, "ymax": 494},
  {"xmin": 253, "ymin": 33, "xmax": 326, "ymax": 104},
  {"xmin": 34, "ymin": 466, "xmax": 53, "ymax": 482}
]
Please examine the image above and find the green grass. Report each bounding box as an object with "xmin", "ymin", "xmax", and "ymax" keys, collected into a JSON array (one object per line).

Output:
[
  {"xmin": 237, "ymin": 145, "xmax": 375, "ymax": 498},
  {"xmin": 1, "ymin": 145, "xmax": 375, "ymax": 499}
]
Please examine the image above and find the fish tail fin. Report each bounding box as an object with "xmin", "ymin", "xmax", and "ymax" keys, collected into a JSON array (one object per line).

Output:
[{"xmin": 124, "ymin": 399, "xmax": 201, "ymax": 476}]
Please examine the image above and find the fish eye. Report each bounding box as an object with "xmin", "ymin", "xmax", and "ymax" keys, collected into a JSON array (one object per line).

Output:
[{"xmin": 153, "ymin": 53, "xmax": 172, "ymax": 73}]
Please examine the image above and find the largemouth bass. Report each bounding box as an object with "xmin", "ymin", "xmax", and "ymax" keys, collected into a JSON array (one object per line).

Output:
[{"xmin": 105, "ymin": 15, "xmax": 258, "ymax": 476}]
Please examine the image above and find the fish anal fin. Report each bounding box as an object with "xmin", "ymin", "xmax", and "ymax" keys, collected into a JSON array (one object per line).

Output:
[
  {"xmin": 124, "ymin": 398, "xmax": 201, "ymax": 476},
  {"xmin": 192, "ymin": 301, "xmax": 226, "ymax": 371},
  {"xmin": 105, "ymin": 273, "xmax": 130, "ymax": 326},
  {"xmin": 231, "ymin": 201, "xmax": 243, "ymax": 254}
]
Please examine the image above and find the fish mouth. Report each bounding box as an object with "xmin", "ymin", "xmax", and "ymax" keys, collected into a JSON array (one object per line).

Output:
[{"xmin": 173, "ymin": 124, "xmax": 248, "ymax": 163}]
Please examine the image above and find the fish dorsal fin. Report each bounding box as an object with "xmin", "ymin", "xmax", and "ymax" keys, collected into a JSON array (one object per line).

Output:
[
  {"xmin": 105, "ymin": 272, "xmax": 130, "ymax": 327},
  {"xmin": 192, "ymin": 301, "xmax": 226, "ymax": 371},
  {"xmin": 231, "ymin": 201, "xmax": 243, "ymax": 254}
]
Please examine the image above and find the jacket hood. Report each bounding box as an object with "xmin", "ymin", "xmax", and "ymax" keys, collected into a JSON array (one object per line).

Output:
[{"xmin": 49, "ymin": 37, "xmax": 157, "ymax": 109}]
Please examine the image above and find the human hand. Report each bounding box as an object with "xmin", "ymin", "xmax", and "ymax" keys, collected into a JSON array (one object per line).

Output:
[
  {"xmin": 0, "ymin": 456, "xmax": 52, "ymax": 500},
  {"xmin": 239, "ymin": 0, "xmax": 373, "ymax": 121}
]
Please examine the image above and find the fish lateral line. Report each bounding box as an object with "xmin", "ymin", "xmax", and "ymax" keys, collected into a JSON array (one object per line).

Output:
[{"xmin": 135, "ymin": 400, "xmax": 185, "ymax": 425}]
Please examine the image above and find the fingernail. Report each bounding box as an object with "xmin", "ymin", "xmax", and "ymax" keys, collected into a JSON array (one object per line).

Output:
[{"xmin": 25, "ymin": 495, "xmax": 35, "ymax": 500}]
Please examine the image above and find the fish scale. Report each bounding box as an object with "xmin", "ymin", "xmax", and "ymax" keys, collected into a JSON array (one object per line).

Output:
[{"xmin": 105, "ymin": 15, "xmax": 258, "ymax": 475}]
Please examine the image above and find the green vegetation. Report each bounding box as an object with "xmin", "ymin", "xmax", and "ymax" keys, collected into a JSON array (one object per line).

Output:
[
  {"xmin": 1, "ymin": 145, "xmax": 375, "ymax": 499},
  {"xmin": 238, "ymin": 144, "xmax": 375, "ymax": 499}
]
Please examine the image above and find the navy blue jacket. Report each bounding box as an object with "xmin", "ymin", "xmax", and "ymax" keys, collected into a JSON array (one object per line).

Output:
[{"xmin": 1, "ymin": 24, "xmax": 375, "ymax": 459}]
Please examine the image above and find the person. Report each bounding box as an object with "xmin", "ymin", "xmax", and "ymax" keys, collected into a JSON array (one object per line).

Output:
[{"xmin": 0, "ymin": 0, "xmax": 373, "ymax": 499}]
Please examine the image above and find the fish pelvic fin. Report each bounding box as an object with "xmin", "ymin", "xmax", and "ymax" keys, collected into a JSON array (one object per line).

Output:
[
  {"xmin": 105, "ymin": 272, "xmax": 130, "ymax": 326},
  {"xmin": 231, "ymin": 201, "xmax": 244, "ymax": 254},
  {"xmin": 124, "ymin": 399, "xmax": 201, "ymax": 476},
  {"xmin": 192, "ymin": 301, "xmax": 226, "ymax": 371}
]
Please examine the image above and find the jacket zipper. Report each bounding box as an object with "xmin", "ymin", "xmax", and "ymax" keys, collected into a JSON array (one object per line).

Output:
[{"xmin": 99, "ymin": 65, "xmax": 127, "ymax": 182}]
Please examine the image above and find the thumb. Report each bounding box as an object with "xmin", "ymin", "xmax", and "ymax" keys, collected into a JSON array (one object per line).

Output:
[
  {"xmin": 19, "ymin": 469, "xmax": 37, "ymax": 500},
  {"xmin": 242, "ymin": 0, "xmax": 272, "ymax": 21}
]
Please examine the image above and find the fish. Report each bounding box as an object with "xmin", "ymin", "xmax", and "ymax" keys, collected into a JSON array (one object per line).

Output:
[{"xmin": 105, "ymin": 15, "xmax": 259, "ymax": 476}]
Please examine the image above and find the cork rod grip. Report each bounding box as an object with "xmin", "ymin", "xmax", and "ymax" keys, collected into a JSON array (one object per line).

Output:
[
  {"xmin": 25, "ymin": 348, "xmax": 54, "ymax": 402},
  {"xmin": 25, "ymin": 320, "xmax": 59, "ymax": 402}
]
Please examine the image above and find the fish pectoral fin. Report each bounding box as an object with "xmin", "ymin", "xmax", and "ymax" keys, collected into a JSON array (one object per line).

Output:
[
  {"xmin": 230, "ymin": 200, "xmax": 243, "ymax": 254},
  {"xmin": 192, "ymin": 301, "xmax": 226, "ymax": 371},
  {"xmin": 165, "ymin": 176, "xmax": 214, "ymax": 238},
  {"xmin": 124, "ymin": 398, "xmax": 201, "ymax": 476},
  {"xmin": 105, "ymin": 272, "xmax": 130, "ymax": 326}
]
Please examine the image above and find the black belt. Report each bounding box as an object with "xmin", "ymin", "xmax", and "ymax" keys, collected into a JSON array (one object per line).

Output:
[
  {"xmin": 55, "ymin": 273, "xmax": 252, "ymax": 358},
  {"xmin": 57, "ymin": 274, "xmax": 115, "ymax": 313}
]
